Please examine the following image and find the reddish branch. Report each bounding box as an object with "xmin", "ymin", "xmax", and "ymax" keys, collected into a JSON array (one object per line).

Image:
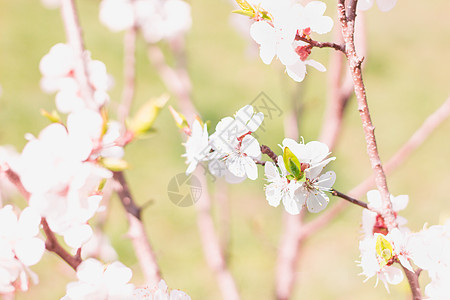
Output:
[
  {"xmin": 295, "ymin": 35, "xmax": 345, "ymax": 53},
  {"xmin": 402, "ymin": 265, "xmax": 423, "ymax": 300},
  {"xmin": 261, "ymin": 144, "xmax": 278, "ymax": 165},
  {"xmin": 337, "ymin": 0, "xmax": 396, "ymax": 229},
  {"xmin": 331, "ymin": 189, "xmax": 368, "ymax": 209},
  {"xmin": 41, "ymin": 218, "xmax": 82, "ymax": 270},
  {"xmin": 113, "ymin": 171, "xmax": 161, "ymax": 286}
]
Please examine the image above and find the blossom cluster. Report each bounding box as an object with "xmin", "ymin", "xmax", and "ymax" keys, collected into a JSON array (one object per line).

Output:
[
  {"xmin": 264, "ymin": 139, "xmax": 335, "ymax": 214},
  {"xmin": 40, "ymin": 43, "xmax": 113, "ymax": 113},
  {"xmin": 183, "ymin": 105, "xmax": 264, "ymax": 183},
  {"xmin": 235, "ymin": 0, "xmax": 333, "ymax": 82},
  {"xmin": 358, "ymin": 190, "xmax": 450, "ymax": 298},
  {"xmin": 99, "ymin": 0, "xmax": 192, "ymax": 43},
  {"xmin": 133, "ymin": 279, "xmax": 191, "ymax": 300},
  {"xmin": 0, "ymin": 205, "xmax": 44, "ymax": 294},
  {"xmin": 181, "ymin": 105, "xmax": 336, "ymax": 214}
]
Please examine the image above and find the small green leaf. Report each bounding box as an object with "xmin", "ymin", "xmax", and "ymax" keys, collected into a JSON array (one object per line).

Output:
[
  {"xmin": 283, "ymin": 147, "xmax": 302, "ymax": 179},
  {"xmin": 101, "ymin": 157, "xmax": 129, "ymax": 172},
  {"xmin": 375, "ymin": 235, "xmax": 393, "ymax": 268},
  {"xmin": 232, "ymin": 9, "xmax": 255, "ymax": 18},
  {"xmin": 40, "ymin": 109, "xmax": 61, "ymax": 123},
  {"xmin": 235, "ymin": 0, "xmax": 254, "ymax": 11},
  {"xmin": 128, "ymin": 94, "xmax": 169, "ymax": 136},
  {"xmin": 286, "ymin": 174, "xmax": 295, "ymax": 181}
]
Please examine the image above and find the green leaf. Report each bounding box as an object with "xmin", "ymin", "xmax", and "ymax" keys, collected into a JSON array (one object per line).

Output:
[
  {"xmin": 375, "ymin": 235, "xmax": 393, "ymax": 268},
  {"xmin": 235, "ymin": 0, "xmax": 254, "ymax": 11},
  {"xmin": 283, "ymin": 147, "xmax": 302, "ymax": 179},
  {"xmin": 128, "ymin": 94, "xmax": 169, "ymax": 136},
  {"xmin": 101, "ymin": 157, "xmax": 129, "ymax": 172},
  {"xmin": 232, "ymin": 9, "xmax": 255, "ymax": 18},
  {"xmin": 40, "ymin": 109, "xmax": 61, "ymax": 123}
]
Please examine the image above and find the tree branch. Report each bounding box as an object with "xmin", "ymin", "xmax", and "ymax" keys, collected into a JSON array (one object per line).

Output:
[
  {"xmin": 338, "ymin": 0, "xmax": 396, "ymax": 229},
  {"xmin": 118, "ymin": 25, "xmax": 138, "ymax": 125},
  {"xmin": 295, "ymin": 35, "xmax": 345, "ymax": 53},
  {"xmin": 60, "ymin": 0, "xmax": 96, "ymax": 109},
  {"xmin": 41, "ymin": 218, "xmax": 82, "ymax": 270},
  {"xmin": 112, "ymin": 171, "xmax": 161, "ymax": 286},
  {"xmin": 331, "ymin": 189, "xmax": 368, "ymax": 209},
  {"xmin": 402, "ymin": 265, "xmax": 422, "ymax": 300},
  {"xmin": 260, "ymin": 144, "xmax": 279, "ymax": 166}
]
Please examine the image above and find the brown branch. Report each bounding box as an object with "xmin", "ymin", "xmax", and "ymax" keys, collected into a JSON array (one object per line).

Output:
[
  {"xmin": 331, "ymin": 189, "xmax": 368, "ymax": 209},
  {"xmin": 338, "ymin": 0, "xmax": 396, "ymax": 229},
  {"xmin": 295, "ymin": 35, "xmax": 345, "ymax": 53},
  {"xmin": 60, "ymin": 0, "xmax": 96, "ymax": 109},
  {"xmin": 118, "ymin": 25, "xmax": 138, "ymax": 125},
  {"xmin": 402, "ymin": 265, "xmax": 422, "ymax": 300},
  {"xmin": 112, "ymin": 171, "xmax": 161, "ymax": 286},
  {"xmin": 41, "ymin": 218, "xmax": 82, "ymax": 270},
  {"xmin": 260, "ymin": 144, "xmax": 278, "ymax": 166}
]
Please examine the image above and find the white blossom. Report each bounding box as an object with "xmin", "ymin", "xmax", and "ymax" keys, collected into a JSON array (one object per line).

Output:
[
  {"xmin": 62, "ymin": 258, "xmax": 134, "ymax": 300},
  {"xmin": 133, "ymin": 280, "xmax": 191, "ymax": 300},
  {"xmin": 183, "ymin": 120, "xmax": 210, "ymax": 175}
]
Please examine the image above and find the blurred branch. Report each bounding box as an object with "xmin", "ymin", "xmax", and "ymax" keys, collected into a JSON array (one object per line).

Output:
[
  {"xmin": 41, "ymin": 218, "xmax": 82, "ymax": 270},
  {"xmin": 260, "ymin": 144, "xmax": 278, "ymax": 165},
  {"xmin": 275, "ymin": 109, "xmax": 303, "ymax": 300},
  {"xmin": 118, "ymin": 25, "xmax": 138, "ymax": 125},
  {"xmin": 60, "ymin": 0, "xmax": 96, "ymax": 109},
  {"xmin": 112, "ymin": 171, "xmax": 161, "ymax": 286},
  {"xmin": 146, "ymin": 45, "xmax": 197, "ymax": 122},
  {"xmin": 149, "ymin": 38, "xmax": 240, "ymax": 299}
]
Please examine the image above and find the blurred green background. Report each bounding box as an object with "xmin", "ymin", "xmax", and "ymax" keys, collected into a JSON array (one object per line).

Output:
[{"xmin": 0, "ymin": 0, "xmax": 449, "ymax": 299}]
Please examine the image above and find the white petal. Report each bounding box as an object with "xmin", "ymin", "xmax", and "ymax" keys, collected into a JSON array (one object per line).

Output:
[
  {"xmin": 282, "ymin": 196, "xmax": 302, "ymax": 215},
  {"xmin": 316, "ymin": 171, "xmax": 336, "ymax": 190},
  {"xmin": 76, "ymin": 258, "xmax": 103, "ymax": 283},
  {"xmin": 18, "ymin": 207, "xmax": 41, "ymax": 238},
  {"xmin": 104, "ymin": 261, "xmax": 132, "ymax": 286},
  {"xmin": 285, "ymin": 61, "xmax": 307, "ymax": 82},
  {"xmin": 277, "ymin": 42, "xmax": 298, "ymax": 66},
  {"xmin": 15, "ymin": 238, "xmax": 45, "ymax": 266},
  {"xmin": 264, "ymin": 162, "xmax": 279, "ymax": 181},
  {"xmin": 64, "ymin": 224, "xmax": 93, "ymax": 249},
  {"xmin": 243, "ymin": 157, "xmax": 258, "ymax": 180},
  {"xmin": 306, "ymin": 191, "xmax": 329, "ymax": 213},
  {"xmin": 265, "ymin": 185, "xmax": 282, "ymax": 207},
  {"xmin": 384, "ymin": 266, "xmax": 404, "ymax": 285},
  {"xmin": 305, "ymin": 59, "xmax": 326, "ymax": 72},
  {"xmin": 306, "ymin": 1, "xmax": 327, "ymax": 16},
  {"xmin": 241, "ymin": 135, "xmax": 261, "ymax": 157}
]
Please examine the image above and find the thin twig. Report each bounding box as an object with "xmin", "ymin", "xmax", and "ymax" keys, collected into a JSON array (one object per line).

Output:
[
  {"xmin": 260, "ymin": 144, "xmax": 278, "ymax": 165},
  {"xmin": 113, "ymin": 171, "xmax": 161, "ymax": 286},
  {"xmin": 331, "ymin": 189, "xmax": 368, "ymax": 209},
  {"xmin": 118, "ymin": 25, "xmax": 138, "ymax": 125},
  {"xmin": 60, "ymin": 0, "xmax": 96, "ymax": 109},
  {"xmin": 41, "ymin": 218, "xmax": 82, "ymax": 270},
  {"xmin": 295, "ymin": 35, "xmax": 345, "ymax": 53}
]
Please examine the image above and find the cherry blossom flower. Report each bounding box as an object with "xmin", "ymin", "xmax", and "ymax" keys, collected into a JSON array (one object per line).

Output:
[
  {"xmin": 183, "ymin": 120, "xmax": 210, "ymax": 175},
  {"xmin": 247, "ymin": 0, "xmax": 332, "ymax": 82},
  {"xmin": 263, "ymin": 139, "xmax": 335, "ymax": 214},
  {"xmin": 358, "ymin": 0, "xmax": 398, "ymax": 12},
  {"xmin": 133, "ymin": 280, "xmax": 191, "ymax": 300},
  {"xmin": 264, "ymin": 157, "xmax": 302, "ymax": 214},
  {"xmin": 99, "ymin": 0, "xmax": 192, "ymax": 43},
  {"xmin": 17, "ymin": 121, "xmax": 112, "ymax": 248},
  {"xmin": 61, "ymin": 258, "xmax": 134, "ymax": 300},
  {"xmin": 39, "ymin": 43, "xmax": 112, "ymax": 113},
  {"xmin": 362, "ymin": 190, "xmax": 409, "ymax": 237},
  {"xmin": 0, "ymin": 205, "xmax": 44, "ymax": 293},
  {"xmin": 359, "ymin": 234, "xmax": 404, "ymax": 291},
  {"xmin": 209, "ymin": 105, "xmax": 264, "ymax": 181}
]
